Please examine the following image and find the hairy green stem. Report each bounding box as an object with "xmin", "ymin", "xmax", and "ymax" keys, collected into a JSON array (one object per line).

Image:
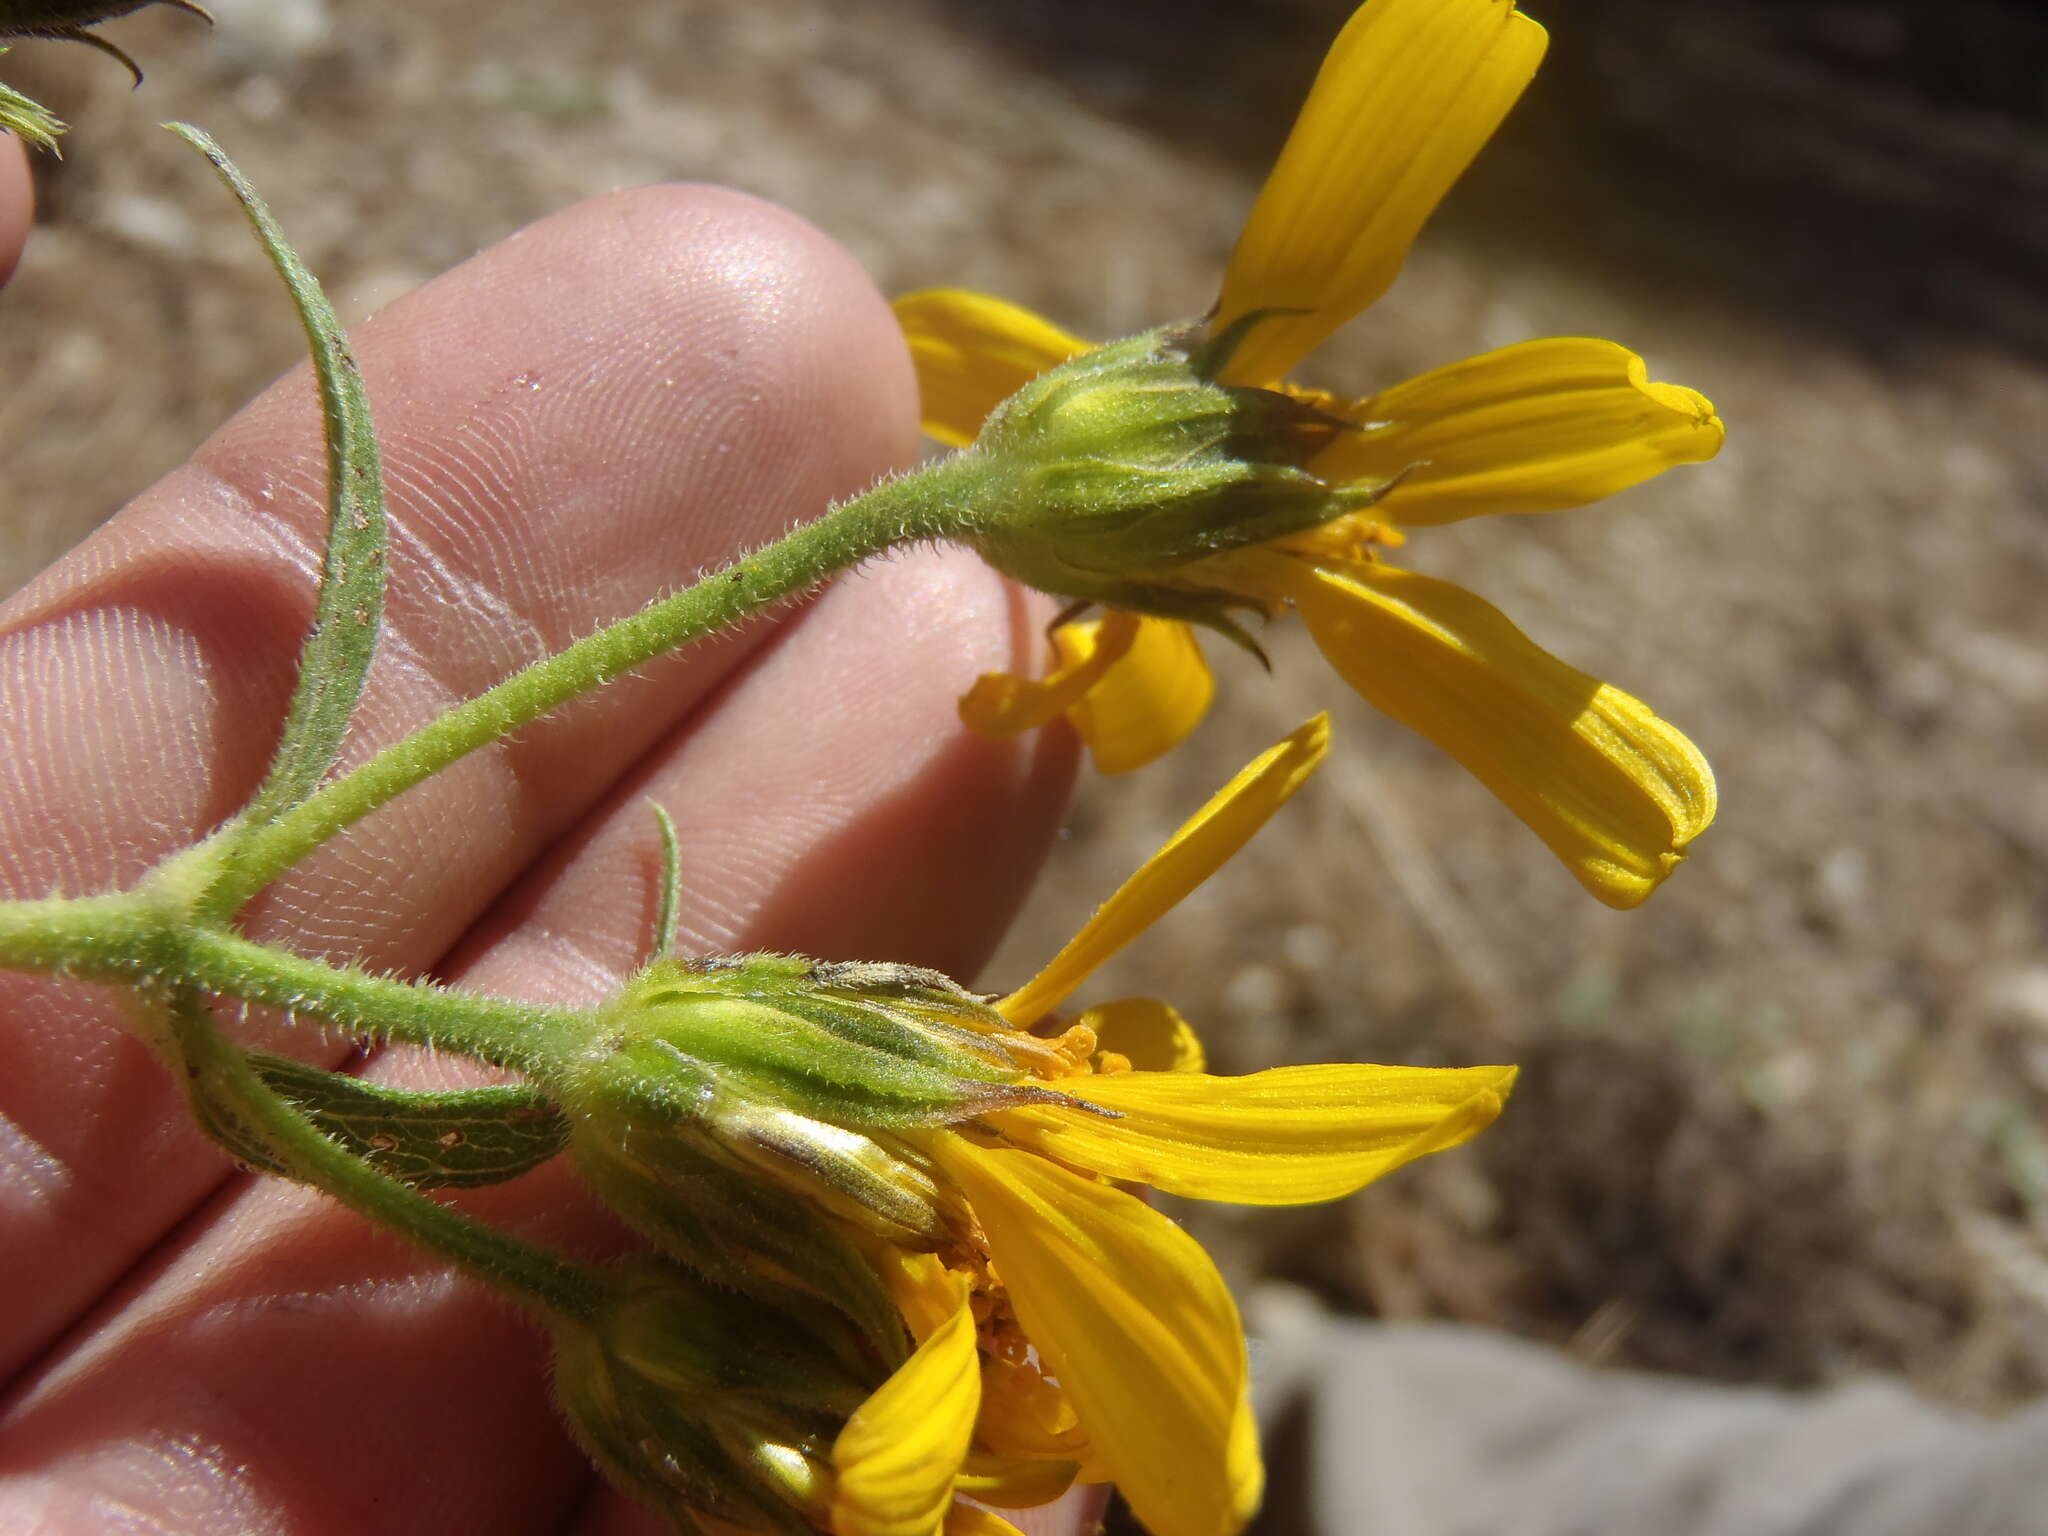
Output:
[
  {"xmin": 181, "ymin": 927, "xmax": 595, "ymax": 1072},
  {"xmin": 0, "ymin": 891, "xmax": 152, "ymax": 974},
  {"xmin": 211, "ymin": 453, "xmax": 997, "ymax": 913},
  {"xmin": 0, "ymin": 893, "xmax": 593, "ymax": 1075}
]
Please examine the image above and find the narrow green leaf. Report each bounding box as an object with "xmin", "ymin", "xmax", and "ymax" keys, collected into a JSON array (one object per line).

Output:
[
  {"xmin": 0, "ymin": 2, "xmax": 215, "ymax": 86},
  {"xmin": 169, "ymin": 124, "xmax": 388, "ymax": 828},
  {"xmin": 206, "ymin": 1052, "xmax": 570, "ymax": 1190},
  {"xmin": 650, "ymin": 800, "xmax": 682, "ymax": 959}
]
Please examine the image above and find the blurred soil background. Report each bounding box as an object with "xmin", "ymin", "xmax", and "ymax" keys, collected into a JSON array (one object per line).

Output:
[{"xmin": 4, "ymin": 0, "xmax": 2048, "ymax": 1465}]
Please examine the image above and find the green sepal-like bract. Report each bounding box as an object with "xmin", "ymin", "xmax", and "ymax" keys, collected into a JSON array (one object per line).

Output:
[
  {"xmin": 583, "ymin": 953, "xmax": 1073, "ymax": 1129},
  {"xmin": 198, "ymin": 1052, "xmax": 571, "ymax": 1190},
  {"xmin": 962, "ymin": 325, "xmax": 1390, "ymax": 623},
  {"xmin": 555, "ymin": 952, "xmax": 1092, "ymax": 1351}
]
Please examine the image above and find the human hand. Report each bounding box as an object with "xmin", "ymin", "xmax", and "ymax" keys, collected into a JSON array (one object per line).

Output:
[{"xmin": 0, "ymin": 170, "xmax": 1087, "ymax": 1533}]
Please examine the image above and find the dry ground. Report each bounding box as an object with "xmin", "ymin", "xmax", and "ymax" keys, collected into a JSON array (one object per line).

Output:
[{"xmin": 4, "ymin": 0, "xmax": 2047, "ymax": 1426}]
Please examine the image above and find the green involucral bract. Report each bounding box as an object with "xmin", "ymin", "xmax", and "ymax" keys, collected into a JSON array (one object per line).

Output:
[
  {"xmin": 960, "ymin": 326, "xmax": 1391, "ymax": 634},
  {"xmin": 553, "ymin": 955, "xmax": 1094, "ymax": 1350}
]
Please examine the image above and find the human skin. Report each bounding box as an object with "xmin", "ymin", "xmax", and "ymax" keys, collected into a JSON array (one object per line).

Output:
[
  {"xmin": 0, "ymin": 161, "xmax": 1093, "ymax": 1535},
  {"xmin": 0, "ymin": 135, "xmax": 29, "ymax": 282}
]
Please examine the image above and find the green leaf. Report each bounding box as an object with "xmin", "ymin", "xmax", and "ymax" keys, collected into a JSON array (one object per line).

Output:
[
  {"xmin": 169, "ymin": 124, "xmax": 389, "ymax": 832},
  {"xmin": 0, "ymin": 3, "xmax": 213, "ymax": 87},
  {"xmin": 207, "ymin": 1052, "xmax": 571, "ymax": 1190}
]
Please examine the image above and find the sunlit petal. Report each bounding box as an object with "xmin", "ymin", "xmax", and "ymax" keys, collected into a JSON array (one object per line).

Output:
[
  {"xmin": 1075, "ymin": 997, "xmax": 1207, "ymax": 1074},
  {"xmin": 1213, "ymin": 0, "xmax": 1548, "ymax": 385},
  {"xmin": 997, "ymin": 715, "xmax": 1331, "ymax": 1027},
  {"xmin": 831, "ymin": 1271, "xmax": 980, "ymax": 1536},
  {"xmin": 999, "ymin": 1062, "xmax": 1513, "ymax": 1203},
  {"xmin": 1270, "ymin": 556, "xmax": 1714, "ymax": 907},
  {"xmin": 1312, "ymin": 338, "xmax": 1725, "ymax": 522},
  {"xmin": 930, "ymin": 1137, "xmax": 1261, "ymax": 1536},
  {"xmin": 870, "ymin": 1249, "xmax": 969, "ymax": 1346},
  {"xmin": 1055, "ymin": 614, "xmax": 1215, "ymax": 774},
  {"xmin": 960, "ymin": 611, "xmax": 1142, "ymax": 740},
  {"xmin": 957, "ymin": 1453, "xmax": 1081, "ymax": 1508},
  {"xmin": 893, "ymin": 288, "xmax": 1093, "ymax": 446}
]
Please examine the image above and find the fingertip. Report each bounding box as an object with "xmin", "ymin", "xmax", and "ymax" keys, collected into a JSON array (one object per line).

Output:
[
  {"xmin": 417, "ymin": 179, "xmax": 925, "ymax": 519},
  {"xmin": 595, "ymin": 182, "xmax": 924, "ymax": 482},
  {"xmin": 0, "ymin": 133, "xmax": 34, "ymax": 289}
]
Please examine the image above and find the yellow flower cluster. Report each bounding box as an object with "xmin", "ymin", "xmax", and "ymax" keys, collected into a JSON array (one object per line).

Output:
[
  {"xmin": 562, "ymin": 718, "xmax": 1511, "ymax": 1536},
  {"xmin": 554, "ymin": 3, "xmax": 1720, "ymax": 1533}
]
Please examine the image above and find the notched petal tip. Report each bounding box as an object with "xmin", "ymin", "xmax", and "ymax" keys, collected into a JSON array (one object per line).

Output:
[
  {"xmin": 1274, "ymin": 558, "xmax": 1713, "ymax": 907},
  {"xmin": 1629, "ymin": 359, "xmax": 1726, "ymax": 456},
  {"xmin": 1574, "ymin": 683, "xmax": 1717, "ymax": 910},
  {"xmin": 1314, "ymin": 337, "xmax": 1728, "ymax": 524}
]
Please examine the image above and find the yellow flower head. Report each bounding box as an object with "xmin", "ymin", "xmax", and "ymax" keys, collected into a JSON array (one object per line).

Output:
[
  {"xmin": 898, "ymin": 0, "xmax": 1722, "ymax": 909},
  {"xmin": 827, "ymin": 717, "xmax": 1512, "ymax": 1536},
  {"xmin": 563, "ymin": 718, "xmax": 1514, "ymax": 1536}
]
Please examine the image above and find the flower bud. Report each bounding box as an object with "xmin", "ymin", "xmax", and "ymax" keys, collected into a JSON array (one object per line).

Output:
[
  {"xmin": 551, "ymin": 1258, "xmax": 879, "ymax": 1536},
  {"xmin": 962, "ymin": 325, "xmax": 1390, "ymax": 623},
  {"xmin": 579, "ymin": 955, "xmax": 1070, "ymax": 1126},
  {"xmin": 558, "ymin": 955, "xmax": 1091, "ymax": 1349}
]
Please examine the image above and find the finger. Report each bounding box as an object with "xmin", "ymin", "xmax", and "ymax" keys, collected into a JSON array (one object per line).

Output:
[
  {"xmin": 0, "ymin": 183, "xmax": 921, "ymax": 1379},
  {"xmin": 0, "ymin": 134, "xmax": 30, "ymax": 288},
  {"xmin": 0, "ymin": 549, "xmax": 1077, "ymax": 1533}
]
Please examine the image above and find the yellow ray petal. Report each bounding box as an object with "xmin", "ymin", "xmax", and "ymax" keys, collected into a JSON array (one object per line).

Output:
[
  {"xmin": 1311, "ymin": 338, "xmax": 1724, "ymax": 523},
  {"xmin": 871, "ymin": 1249, "xmax": 969, "ymax": 1346},
  {"xmin": 929, "ymin": 1137, "xmax": 1261, "ymax": 1536},
  {"xmin": 956, "ymin": 1453, "xmax": 1081, "ymax": 1509},
  {"xmin": 960, "ymin": 611, "xmax": 1142, "ymax": 741},
  {"xmin": 1054, "ymin": 614, "xmax": 1215, "ymax": 774},
  {"xmin": 1075, "ymin": 997, "xmax": 1207, "ymax": 1074},
  {"xmin": 998, "ymin": 1062, "xmax": 1513, "ymax": 1204},
  {"xmin": 1271, "ymin": 556, "xmax": 1715, "ymax": 907},
  {"xmin": 997, "ymin": 715, "xmax": 1331, "ymax": 1027},
  {"xmin": 893, "ymin": 288, "xmax": 1093, "ymax": 447},
  {"xmin": 1212, "ymin": 0, "xmax": 1548, "ymax": 386},
  {"xmin": 831, "ymin": 1272, "xmax": 981, "ymax": 1536}
]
